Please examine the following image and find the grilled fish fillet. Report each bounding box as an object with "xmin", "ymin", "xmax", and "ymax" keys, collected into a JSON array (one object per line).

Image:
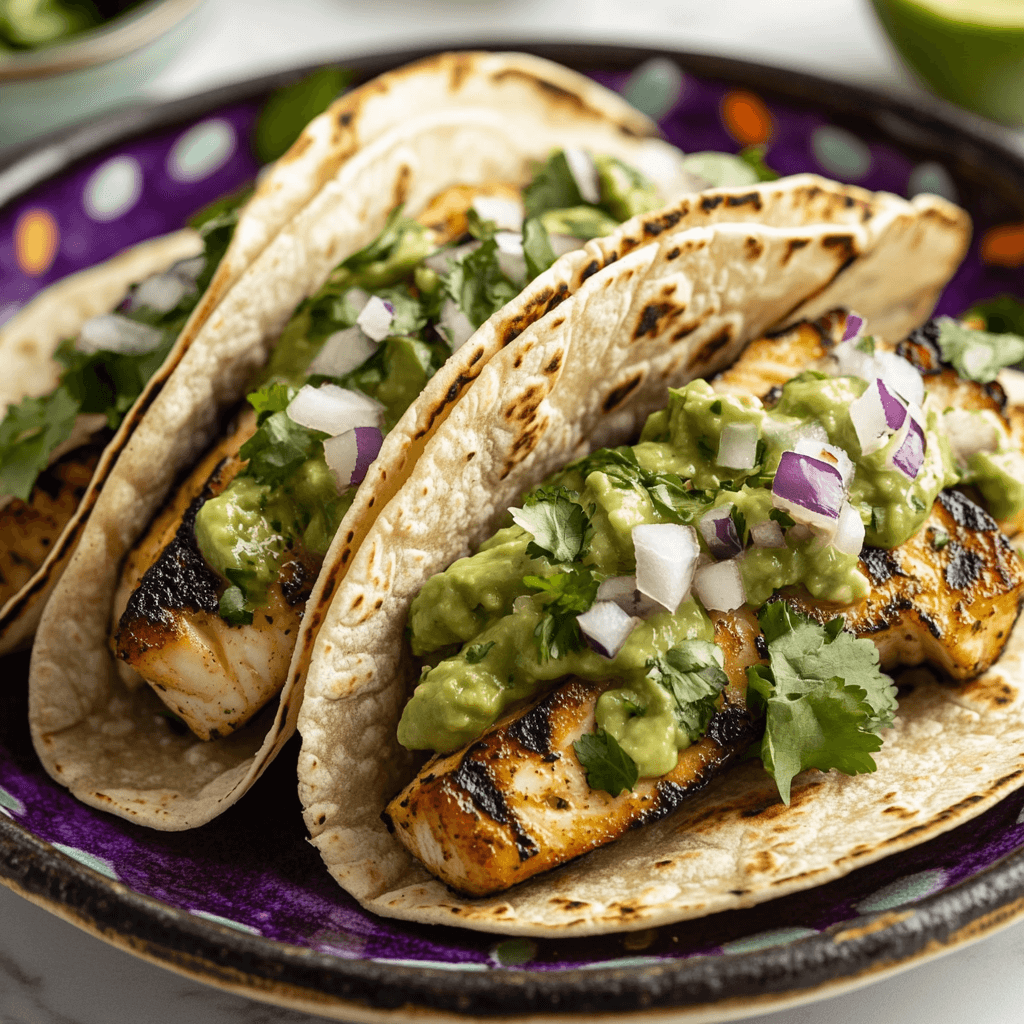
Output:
[
  {"xmin": 386, "ymin": 493, "xmax": 1024, "ymax": 896},
  {"xmin": 112, "ymin": 410, "xmax": 319, "ymax": 740}
]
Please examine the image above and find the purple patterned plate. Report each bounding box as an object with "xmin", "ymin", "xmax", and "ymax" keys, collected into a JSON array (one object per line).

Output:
[{"xmin": 3, "ymin": 44, "xmax": 1024, "ymax": 1022}]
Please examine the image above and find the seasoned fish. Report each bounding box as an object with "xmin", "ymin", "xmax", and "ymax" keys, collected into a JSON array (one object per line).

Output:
[
  {"xmin": 112, "ymin": 411, "xmax": 318, "ymax": 740},
  {"xmin": 385, "ymin": 490, "xmax": 1024, "ymax": 896},
  {"xmin": 384, "ymin": 609, "xmax": 762, "ymax": 897}
]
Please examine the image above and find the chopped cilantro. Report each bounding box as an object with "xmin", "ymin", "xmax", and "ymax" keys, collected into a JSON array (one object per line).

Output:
[
  {"xmin": 573, "ymin": 729, "xmax": 639, "ymax": 797},
  {"xmin": 525, "ymin": 564, "xmax": 598, "ymax": 661},
  {"xmin": 646, "ymin": 641, "xmax": 728, "ymax": 743},
  {"xmin": 219, "ymin": 584, "xmax": 254, "ymax": 626},
  {"xmin": 738, "ymin": 146, "xmax": 779, "ymax": 182},
  {"xmin": 444, "ymin": 233, "xmax": 519, "ymax": 329},
  {"xmin": 522, "ymin": 150, "xmax": 586, "ymax": 218},
  {"xmin": 769, "ymin": 508, "xmax": 795, "ymax": 528},
  {"xmin": 934, "ymin": 316, "xmax": 1024, "ymax": 383},
  {"xmin": 238, "ymin": 384, "xmax": 328, "ymax": 487},
  {"xmin": 696, "ymin": 436, "xmax": 715, "ymax": 463},
  {"xmin": 0, "ymin": 389, "xmax": 79, "ymax": 501},
  {"xmin": 254, "ymin": 66, "xmax": 352, "ymax": 164},
  {"xmin": 465, "ymin": 641, "xmax": 496, "ymax": 664},
  {"xmin": 932, "ymin": 528, "xmax": 950, "ymax": 551},
  {"xmin": 748, "ymin": 604, "xmax": 898, "ymax": 805},
  {"xmin": 710, "ymin": 399, "xmax": 723, "ymax": 414},
  {"xmin": 522, "ymin": 216, "xmax": 557, "ymax": 279},
  {"xmin": 510, "ymin": 488, "xmax": 592, "ymax": 564}
]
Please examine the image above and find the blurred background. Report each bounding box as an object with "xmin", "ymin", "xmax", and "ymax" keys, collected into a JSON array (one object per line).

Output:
[{"xmin": 3, "ymin": 0, "xmax": 1022, "ymax": 156}]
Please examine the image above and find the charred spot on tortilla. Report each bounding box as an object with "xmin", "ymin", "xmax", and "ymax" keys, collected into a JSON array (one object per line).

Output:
[
  {"xmin": 671, "ymin": 308, "xmax": 711, "ymax": 343},
  {"xmin": 544, "ymin": 352, "xmax": 563, "ymax": 375},
  {"xmin": 581, "ymin": 259, "xmax": 601, "ymax": 282},
  {"xmin": 687, "ymin": 324, "xmax": 734, "ymax": 368},
  {"xmin": 701, "ymin": 195, "xmax": 724, "ymax": 212},
  {"xmin": 666, "ymin": 246, "xmax": 681, "ymax": 260},
  {"xmin": 413, "ymin": 372, "xmax": 481, "ymax": 440},
  {"xmin": 726, "ymin": 191, "xmax": 763, "ymax": 211},
  {"xmin": 634, "ymin": 303, "xmax": 674, "ymax": 341},
  {"xmin": 391, "ymin": 164, "xmax": 412, "ymax": 208},
  {"xmin": 602, "ymin": 373, "xmax": 643, "ymax": 412},
  {"xmin": 745, "ymin": 236, "xmax": 765, "ymax": 260},
  {"xmin": 782, "ymin": 237, "xmax": 811, "ymax": 265}
]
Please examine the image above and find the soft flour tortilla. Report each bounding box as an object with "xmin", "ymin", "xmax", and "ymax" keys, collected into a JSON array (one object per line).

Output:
[
  {"xmin": 296, "ymin": 197, "xmax": 975, "ymax": 935},
  {"xmin": 27, "ymin": 51, "xmax": 686, "ymax": 829}
]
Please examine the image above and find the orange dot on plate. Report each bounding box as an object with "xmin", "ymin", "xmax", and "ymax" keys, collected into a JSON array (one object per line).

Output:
[
  {"xmin": 15, "ymin": 207, "xmax": 59, "ymax": 277},
  {"xmin": 721, "ymin": 91, "xmax": 773, "ymax": 146},
  {"xmin": 981, "ymin": 223, "xmax": 1024, "ymax": 268}
]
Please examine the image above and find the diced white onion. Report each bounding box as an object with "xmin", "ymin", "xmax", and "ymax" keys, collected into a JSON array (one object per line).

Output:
[
  {"xmin": 750, "ymin": 519, "xmax": 786, "ymax": 548},
  {"xmin": 549, "ymin": 233, "xmax": 586, "ymax": 257},
  {"xmin": 563, "ymin": 147, "xmax": 601, "ymax": 205},
  {"xmin": 471, "ymin": 195, "xmax": 524, "ymax": 232},
  {"xmin": 439, "ymin": 298, "xmax": 475, "ymax": 350},
  {"xmin": 306, "ymin": 326, "xmax": 378, "ymax": 378},
  {"xmin": 692, "ymin": 559, "xmax": 746, "ymax": 612},
  {"xmin": 596, "ymin": 575, "xmax": 661, "ymax": 618},
  {"xmin": 576, "ymin": 601, "xmax": 639, "ymax": 660},
  {"xmin": 76, "ymin": 313, "xmax": 163, "ymax": 355},
  {"xmin": 877, "ymin": 351, "xmax": 925, "ymax": 407},
  {"xmin": 831, "ymin": 501, "xmax": 865, "ymax": 557},
  {"xmin": 943, "ymin": 409, "xmax": 1001, "ymax": 465},
  {"xmin": 717, "ymin": 421, "xmax": 758, "ymax": 470},
  {"xmin": 286, "ymin": 384, "xmax": 383, "ymax": 436},
  {"xmin": 850, "ymin": 378, "xmax": 898, "ymax": 456},
  {"xmin": 832, "ymin": 339, "xmax": 879, "ymax": 381},
  {"xmin": 323, "ymin": 426, "xmax": 384, "ymax": 489},
  {"xmin": 632, "ymin": 523, "xmax": 700, "ymax": 613},
  {"xmin": 771, "ymin": 451, "xmax": 845, "ymax": 530},
  {"xmin": 495, "ymin": 231, "xmax": 526, "ymax": 281},
  {"xmin": 998, "ymin": 368, "xmax": 1024, "ymax": 407},
  {"xmin": 130, "ymin": 272, "xmax": 189, "ymax": 313},
  {"xmin": 355, "ymin": 295, "xmax": 394, "ymax": 342},
  {"xmin": 793, "ymin": 438, "xmax": 855, "ymax": 489},
  {"xmin": 422, "ymin": 240, "xmax": 481, "ymax": 275}
]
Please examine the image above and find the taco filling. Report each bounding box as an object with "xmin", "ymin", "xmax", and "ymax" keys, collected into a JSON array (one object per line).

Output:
[
  {"xmin": 110, "ymin": 149, "xmax": 690, "ymax": 740},
  {"xmin": 384, "ymin": 310, "xmax": 1024, "ymax": 897}
]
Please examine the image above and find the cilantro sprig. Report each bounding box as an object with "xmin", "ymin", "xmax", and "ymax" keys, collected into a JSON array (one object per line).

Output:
[
  {"xmin": 747, "ymin": 604, "xmax": 898, "ymax": 804},
  {"xmin": 934, "ymin": 316, "xmax": 1024, "ymax": 384},
  {"xmin": 646, "ymin": 641, "xmax": 729, "ymax": 743},
  {"xmin": 573, "ymin": 730, "xmax": 639, "ymax": 797},
  {"xmin": 524, "ymin": 565, "xmax": 599, "ymax": 661}
]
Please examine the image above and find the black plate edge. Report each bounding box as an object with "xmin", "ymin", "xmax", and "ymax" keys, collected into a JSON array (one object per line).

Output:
[{"xmin": 3, "ymin": 39, "xmax": 1024, "ymax": 1020}]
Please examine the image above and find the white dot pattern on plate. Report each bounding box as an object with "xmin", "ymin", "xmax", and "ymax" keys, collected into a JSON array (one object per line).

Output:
[
  {"xmin": 51, "ymin": 843, "xmax": 119, "ymax": 880},
  {"xmin": 83, "ymin": 156, "xmax": 143, "ymax": 222},
  {"xmin": 168, "ymin": 119, "xmax": 237, "ymax": 183},
  {"xmin": 811, "ymin": 125, "xmax": 872, "ymax": 180},
  {"xmin": 490, "ymin": 938, "xmax": 538, "ymax": 967},
  {"xmin": 855, "ymin": 869, "xmax": 947, "ymax": 914},
  {"xmin": 908, "ymin": 161, "xmax": 958, "ymax": 203},
  {"xmin": 621, "ymin": 58, "xmax": 686, "ymax": 122}
]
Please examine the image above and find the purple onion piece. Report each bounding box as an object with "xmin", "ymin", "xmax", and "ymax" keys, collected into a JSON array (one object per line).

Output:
[
  {"xmin": 890, "ymin": 418, "xmax": 927, "ymax": 480},
  {"xmin": 351, "ymin": 426, "xmax": 384, "ymax": 484},
  {"xmin": 876, "ymin": 378, "xmax": 908, "ymax": 431},
  {"xmin": 841, "ymin": 311, "xmax": 865, "ymax": 342},
  {"xmin": 698, "ymin": 506, "xmax": 743, "ymax": 559},
  {"xmin": 772, "ymin": 452, "xmax": 845, "ymax": 526}
]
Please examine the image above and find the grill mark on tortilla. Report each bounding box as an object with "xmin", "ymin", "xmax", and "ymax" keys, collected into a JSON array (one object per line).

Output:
[
  {"xmin": 701, "ymin": 195, "xmax": 724, "ymax": 212},
  {"xmin": 687, "ymin": 324, "xmax": 734, "ymax": 368},
  {"xmin": 782, "ymin": 238, "xmax": 810, "ymax": 265},
  {"xmin": 634, "ymin": 303, "xmax": 673, "ymax": 340},
  {"xmin": 726, "ymin": 191, "xmax": 763, "ymax": 211},
  {"xmin": 603, "ymin": 374, "xmax": 643, "ymax": 412},
  {"xmin": 745, "ymin": 236, "xmax": 764, "ymax": 260},
  {"xmin": 412, "ymin": 371, "xmax": 481, "ymax": 440},
  {"xmin": 580, "ymin": 259, "xmax": 600, "ymax": 281}
]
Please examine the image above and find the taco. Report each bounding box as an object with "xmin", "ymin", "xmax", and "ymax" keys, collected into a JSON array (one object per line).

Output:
[
  {"xmin": 27, "ymin": 49, "xmax": 718, "ymax": 828},
  {"xmin": 289, "ymin": 179, "xmax": 1024, "ymax": 936}
]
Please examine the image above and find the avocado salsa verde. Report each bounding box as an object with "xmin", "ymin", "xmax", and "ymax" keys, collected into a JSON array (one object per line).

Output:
[{"xmin": 397, "ymin": 313, "xmax": 1024, "ymax": 801}]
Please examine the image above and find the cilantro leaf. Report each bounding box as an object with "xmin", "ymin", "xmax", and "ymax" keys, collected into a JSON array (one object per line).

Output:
[
  {"xmin": 510, "ymin": 488, "xmax": 592, "ymax": 563},
  {"xmin": 522, "ymin": 216, "xmax": 557, "ymax": 279},
  {"xmin": 254, "ymin": 66, "xmax": 352, "ymax": 164},
  {"xmin": 444, "ymin": 235, "xmax": 519, "ymax": 328},
  {"xmin": 646, "ymin": 641, "xmax": 728, "ymax": 742},
  {"xmin": 525, "ymin": 565, "xmax": 598, "ymax": 661},
  {"xmin": 465, "ymin": 641, "xmax": 495, "ymax": 664},
  {"xmin": 573, "ymin": 729, "xmax": 639, "ymax": 797},
  {"xmin": 522, "ymin": 150, "xmax": 585, "ymax": 217},
  {"xmin": 753, "ymin": 604, "xmax": 898, "ymax": 804},
  {"xmin": 738, "ymin": 146, "xmax": 780, "ymax": 182},
  {"xmin": 593, "ymin": 154, "xmax": 660, "ymax": 220},
  {"xmin": 247, "ymin": 382, "xmax": 296, "ymax": 423},
  {"xmin": 239, "ymin": 409, "xmax": 327, "ymax": 486},
  {"xmin": 0, "ymin": 388, "xmax": 80, "ymax": 501},
  {"xmin": 219, "ymin": 585, "xmax": 254, "ymax": 626},
  {"xmin": 963, "ymin": 294, "xmax": 1024, "ymax": 336},
  {"xmin": 934, "ymin": 316, "xmax": 1024, "ymax": 383}
]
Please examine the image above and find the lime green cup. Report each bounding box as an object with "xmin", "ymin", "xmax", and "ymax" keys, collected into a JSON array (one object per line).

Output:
[{"xmin": 870, "ymin": 0, "xmax": 1024, "ymax": 126}]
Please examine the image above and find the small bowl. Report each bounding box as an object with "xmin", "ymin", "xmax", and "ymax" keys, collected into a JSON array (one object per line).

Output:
[
  {"xmin": 869, "ymin": 0, "xmax": 1024, "ymax": 127},
  {"xmin": 0, "ymin": 0, "xmax": 203, "ymax": 152}
]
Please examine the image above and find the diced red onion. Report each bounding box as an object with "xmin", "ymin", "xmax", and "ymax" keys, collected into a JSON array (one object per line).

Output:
[
  {"xmin": 563, "ymin": 147, "xmax": 601, "ymax": 205},
  {"xmin": 323, "ymin": 426, "xmax": 384, "ymax": 489},
  {"xmin": 692, "ymin": 559, "xmax": 746, "ymax": 612},
  {"xmin": 943, "ymin": 409, "xmax": 1000, "ymax": 464},
  {"xmin": 286, "ymin": 384, "xmax": 383, "ymax": 436},
  {"xmin": 495, "ymin": 231, "xmax": 526, "ymax": 280},
  {"xmin": 423, "ymin": 240, "xmax": 481, "ymax": 275},
  {"xmin": 306, "ymin": 326, "xmax": 379, "ymax": 378},
  {"xmin": 596, "ymin": 576, "xmax": 661, "ymax": 618},
  {"xmin": 889, "ymin": 416, "xmax": 926, "ymax": 480},
  {"xmin": 841, "ymin": 311, "xmax": 865, "ymax": 342},
  {"xmin": 632, "ymin": 523, "xmax": 700, "ymax": 613},
  {"xmin": 130, "ymin": 272, "xmax": 190, "ymax": 313},
  {"xmin": 76, "ymin": 313, "xmax": 163, "ymax": 355},
  {"xmin": 698, "ymin": 506, "xmax": 743, "ymax": 559},
  {"xmin": 793, "ymin": 438, "xmax": 855, "ymax": 489},
  {"xmin": 771, "ymin": 451, "xmax": 845, "ymax": 529},
  {"xmin": 471, "ymin": 195, "xmax": 524, "ymax": 232},
  {"xmin": 355, "ymin": 295, "xmax": 395, "ymax": 342},
  {"xmin": 831, "ymin": 501, "xmax": 865, "ymax": 556},
  {"xmin": 549, "ymin": 233, "xmax": 586, "ymax": 256},
  {"xmin": 439, "ymin": 298, "xmax": 475, "ymax": 350},
  {"xmin": 751, "ymin": 519, "xmax": 786, "ymax": 548},
  {"xmin": 717, "ymin": 422, "xmax": 758, "ymax": 470},
  {"xmin": 577, "ymin": 601, "xmax": 639, "ymax": 659}
]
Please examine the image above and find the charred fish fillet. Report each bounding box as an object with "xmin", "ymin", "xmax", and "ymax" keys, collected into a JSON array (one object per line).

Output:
[
  {"xmin": 384, "ymin": 609, "xmax": 762, "ymax": 897},
  {"xmin": 113, "ymin": 411, "xmax": 318, "ymax": 739},
  {"xmin": 385, "ymin": 493, "xmax": 1024, "ymax": 897}
]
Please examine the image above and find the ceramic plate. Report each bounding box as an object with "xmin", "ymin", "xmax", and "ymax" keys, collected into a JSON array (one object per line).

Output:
[{"xmin": 3, "ymin": 44, "xmax": 1024, "ymax": 1024}]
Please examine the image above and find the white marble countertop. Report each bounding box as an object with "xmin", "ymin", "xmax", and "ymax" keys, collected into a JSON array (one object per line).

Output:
[{"xmin": 4, "ymin": 1, "xmax": 1024, "ymax": 1022}]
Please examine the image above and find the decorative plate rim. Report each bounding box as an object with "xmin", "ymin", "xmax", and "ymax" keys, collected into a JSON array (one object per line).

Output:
[{"xmin": 4, "ymin": 40, "xmax": 1024, "ymax": 1022}]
